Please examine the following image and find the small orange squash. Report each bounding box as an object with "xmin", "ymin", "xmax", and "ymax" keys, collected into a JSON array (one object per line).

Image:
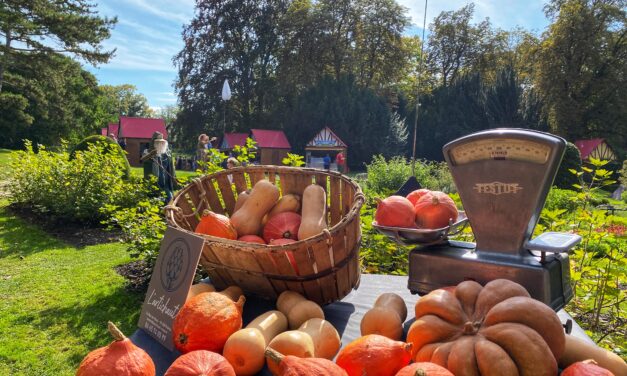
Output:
[
  {"xmin": 395, "ymin": 362, "xmax": 454, "ymax": 376},
  {"xmin": 172, "ymin": 292, "xmax": 245, "ymax": 353},
  {"xmin": 265, "ymin": 348, "xmax": 347, "ymax": 376},
  {"xmin": 76, "ymin": 321, "xmax": 155, "ymax": 376},
  {"xmin": 195, "ymin": 210, "xmax": 237, "ymax": 239},
  {"xmin": 413, "ymin": 191, "xmax": 457, "ymax": 229},
  {"xmin": 561, "ymin": 360, "xmax": 615, "ymax": 376},
  {"xmin": 375, "ymin": 196, "xmax": 416, "ymax": 228},
  {"xmin": 406, "ymin": 188, "xmax": 431, "ymax": 206},
  {"xmin": 238, "ymin": 235, "xmax": 266, "ymax": 244},
  {"xmin": 164, "ymin": 350, "xmax": 235, "ymax": 376},
  {"xmin": 335, "ymin": 335, "xmax": 412, "ymax": 376}
]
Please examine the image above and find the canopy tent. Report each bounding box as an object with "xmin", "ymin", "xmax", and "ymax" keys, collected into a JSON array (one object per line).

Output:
[{"xmin": 305, "ymin": 127, "xmax": 347, "ymax": 170}]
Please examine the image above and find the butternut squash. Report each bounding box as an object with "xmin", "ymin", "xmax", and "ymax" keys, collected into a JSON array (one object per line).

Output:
[
  {"xmin": 186, "ymin": 282, "xmax": 216, "ymax": 301},
  {"xmin": 219, "ymin": 286, "xmax": 245, "ymax": 302},
  {"xmin": 233, "ymin": 189, "xmax": 251, "ymax": 213},
  {"xmin": 223, "ymin": 310, "xmax": 288, "ymax": 376},
  {"xmin": 298, "ymin": 318, "xmax": 341, "ymax": 360},
  {"xmin": 374, "ymin": 293, "xmax": 407, "ymax": 321},
  {"xmin": 298, "ymin": 184, "xmax": 327, "ymax": 240},
  {"xmin": 263, "ymin": 194, "xmax": 302, "ymax": 226},
  {"xmin": 559, "ymin": 334, "xmax": 627, "ymax": 376},
  {"xmin": 277, "ymin": 291, "xmax": 307, "ymax": 315},
  {"xmin": 360, "ymin": 307, "xmax": 404, "ymax": 340},
  {"xmin": 287, "ymin": 300, "xmax": 325, "ymax": 329},
  {"xmin": 231, "ymin": 180, "xmax": 279, "ymax": 235},
  {"xmin": 222, "ymin": 328, "xmax": 266, "ymax": 376},
  {"xmin": 266, "ymin": 330, "xmax": 315, "ymax": 375}
]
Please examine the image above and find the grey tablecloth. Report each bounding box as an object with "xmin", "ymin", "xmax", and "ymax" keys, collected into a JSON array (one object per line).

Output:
[{"xmin": 131, "ymin": 273, "xmax": 591, "ymax": 376}]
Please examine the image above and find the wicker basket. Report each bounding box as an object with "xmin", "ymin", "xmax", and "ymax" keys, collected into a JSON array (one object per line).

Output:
[{"xmin": 165, "ymin": 165, "xmax": 365, "ymax": 305}]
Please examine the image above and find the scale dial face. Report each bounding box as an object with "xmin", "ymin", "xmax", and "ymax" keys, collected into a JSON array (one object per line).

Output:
[{"xmin": 450, "ymin": 138, "xmax": 551, "ymax": 165}]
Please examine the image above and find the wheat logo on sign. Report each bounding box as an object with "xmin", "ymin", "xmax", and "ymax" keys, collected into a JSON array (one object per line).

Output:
[
  {"xmin": 159, "ymin": 238, "xmax": 192, "ymax": 292},
  {"xmin": 473, "ymin": 182, "xmax": 523, "ymax": 195}
]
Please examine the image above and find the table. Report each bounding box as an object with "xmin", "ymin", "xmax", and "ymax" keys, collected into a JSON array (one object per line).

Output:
[{"xmin": 131, "ymin": 274, "xmax": 592, "ymax": 375}]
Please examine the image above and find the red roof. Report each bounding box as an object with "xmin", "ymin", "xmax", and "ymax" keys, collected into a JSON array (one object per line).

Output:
[
  {"xmin": 100, "ymin": 123, "xmax": 119, "ymax": 137},
  {"xmin": 574, "ymin": 138, "xmax": 604, "ymax": 159},
  {"xmin": 221, "ymin": 133, "xmax": 248, "ymax": 149},
  {"xmin": 251, "ymin": 129, "xmax": 291, "ymax": 149},
  {"xmin": 118, "ymin": 116, "xmax": 167, "ymax": 139}
]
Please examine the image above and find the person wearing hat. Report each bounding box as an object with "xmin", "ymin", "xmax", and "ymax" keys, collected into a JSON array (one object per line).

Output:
[{"xmin": 141, "ymin": 131, "xmax": 177, "ymax": 204}]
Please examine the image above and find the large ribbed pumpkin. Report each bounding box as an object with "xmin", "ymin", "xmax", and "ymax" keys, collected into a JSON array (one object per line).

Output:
[
  {"xmin": 406, "ymin": 279, "xmax": 565, "ymax": 376},
  {"xmin": 76, "ymin": 322, "xmax": 155, "ymax": 376},
  {"xmin": 173, "ymin": 292, "xmax": 245, "ymax": 353},
  {"xmin": 335, "ymin": 335, "xmax": 412, "ymax": 376},
  {"xmin": 164, "ymin": 350, "xmax": 235, "ymax": 376},
  {"xmin": 413, "ymin": 191, "xmax": 457, "ymax": 229},
  {"xmin": 195, "ymin": 210, "xmax": 237, "ymax": 239}
]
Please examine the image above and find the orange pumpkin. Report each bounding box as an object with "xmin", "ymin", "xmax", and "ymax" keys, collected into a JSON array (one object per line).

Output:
[
  {"xmin": 413, "ymin": 191, "xmax": 458, "ymax": 229},
  {"xmin": 335, "ymin": 335, "xmax": 412, "ymax": 376},
  {"xmin": 172, "ymin": 292, "xmax": 245, "ymax": 353},
  {"xmin": 77, "ymin": 322, "xmax": 155, "ymax": 376},
  {"xmin": 395, "ymin": 362, "xmax": 454, "ymax": 376},
  {"xmin": 164, "ymin": 350, "xmax": 236, "ymax": 376},
  {"xmin": 195, "ymin": 210, "xmax": 237, "ymax": 239},
  {"xmin": 375, "ymin": 196, "xmax": 416, "ymax": 228},
  {"xmin": 561, "ymin": 360, "xmax": 615, "ymax": 376},
  {"xmin": 406, "ymin": 189, "xmax": 431, "ymax": 206},
  {"xmin": 238, "ymin": 235, "xmax": 267, "ymax": 244},
  {"xmin": 266, "ymin": 348, "xmax": 347, "ymax": 376},
  {"xmin": 406, "ymin": 279, "xmax": 565, "ymax": 376}
]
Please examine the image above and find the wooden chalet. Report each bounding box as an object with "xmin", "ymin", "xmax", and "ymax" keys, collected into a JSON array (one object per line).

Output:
[{"xmin": 574, "ymin": 139, "xmax": 617, "ymax": 161}]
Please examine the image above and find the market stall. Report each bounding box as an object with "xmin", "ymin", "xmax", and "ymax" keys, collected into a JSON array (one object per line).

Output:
[{"xmin": 305, "ymin": 127, "xmax": 347, "ymax": 171}]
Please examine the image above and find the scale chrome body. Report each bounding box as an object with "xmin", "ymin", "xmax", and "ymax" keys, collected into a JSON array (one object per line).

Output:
[{"xmin": 406, "ymin": 129, "xmax": 581, "ymax": 311}]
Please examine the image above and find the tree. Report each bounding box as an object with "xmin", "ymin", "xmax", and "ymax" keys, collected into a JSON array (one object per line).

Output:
[
  {"xmin": 97, "ymin": 84, "xmax": 154, "ymax": 124},
  {"xmin": 0, "ymin": 0, "xmax": 116, "ymax": 92},
  {"xmin": 1, "ymin": 53, "xmax": 103, "ymax": 148},
  {"xmin": 534, "ymin": 0, "xmax": 626, "ymax": 146}
]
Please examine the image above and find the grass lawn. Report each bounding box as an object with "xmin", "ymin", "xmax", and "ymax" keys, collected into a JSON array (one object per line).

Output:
[
  {"xmin": 0, "ymin": 204, "xmax": 143, "ymax": 375},
  {"xmin": 0, "ymin": 150, "xmax": 143, "ymax": 375}
]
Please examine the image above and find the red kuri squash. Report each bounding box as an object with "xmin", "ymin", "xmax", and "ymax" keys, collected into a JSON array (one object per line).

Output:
[
  {"xmin": 265, "ymin": 348, "xmax": 347, "ymax": 376},
  {"xmin": 395, "ymin": 362, "xmax": 454, "ymax": 376},
  {"xmin": 335, "ymin": 335, "xmax": 412, "ymax": 376},
  {"xmin": 172, "ymin": 292, "xmax": 245, "ymax": 353},
  {"xmin": 413, "ymin": 191, "xmax": 458, "ymax": 229},
  {"xmin": 561, "ymin": 360, "xmax": 615, "ymax": 376},
  {"xmin": 263, "ymin": 212, "xmax": 302, "ymax": 243},
  {"xmin": 76, "ymin": 322, "xmax": 155, "ymax": 376},
  {"xmin": 374, "ymin": 196, "xmax": 416, "ymax": 228},
  {"xmin": 195, "ymin": 210, "xmax": 237, "ymax": 239},
  {"xmin": 238, "ymin": 235, "xmax": 267, "ymax": 244},
  {"xmin": 164, "ymin": 350, "xmax": 236, "ymax": 376},
  {"xmin": 406, "ymin": 189, "xmax": 431, "ymax": 206}
]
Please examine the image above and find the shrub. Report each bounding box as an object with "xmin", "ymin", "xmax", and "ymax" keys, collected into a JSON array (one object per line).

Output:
[
  {"xmin": 554, "ymin": 142, "xmax": 582, "ymax": 189},
  {"xmin": 620, "ymin": 160, "xmax": 627, "ymax": 187},
  {"xmin": 544, "ymin": 187, "xmax": 577, "ymax": 212},
  {"xmin": 71, "ymin": 135, "xmax": 131, "ymax": 178},
  {"xmin": 365, "ymin": 155, "xmax": 455, "ymax": 197},
  {"xmin": 9, "ymin": 141, "xmax": 147, "ymax": 223}
]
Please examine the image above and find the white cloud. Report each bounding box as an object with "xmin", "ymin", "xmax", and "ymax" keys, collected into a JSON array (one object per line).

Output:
[{"xmin": 121, "ymin": 0, "xmax": 192, "ymax": 25}]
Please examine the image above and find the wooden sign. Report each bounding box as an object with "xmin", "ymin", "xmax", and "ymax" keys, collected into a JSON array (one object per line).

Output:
[{"xmin": 138, "ymin": 226, "xmax": 205, "ymax": 350}]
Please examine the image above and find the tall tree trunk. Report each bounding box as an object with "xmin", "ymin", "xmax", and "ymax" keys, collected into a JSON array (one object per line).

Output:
[{"xmin": 0, "ymin": 28, "xmax": 11, "ymax": 93}]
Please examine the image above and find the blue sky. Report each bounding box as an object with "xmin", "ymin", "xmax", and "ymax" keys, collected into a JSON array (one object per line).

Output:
[{"xmin": 86, "ymin": 0, "xmax": 551, "ymax": 110}]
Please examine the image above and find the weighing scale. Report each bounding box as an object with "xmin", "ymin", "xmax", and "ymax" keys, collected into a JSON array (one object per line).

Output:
[{"xmin": 407, "ymin": 128, "xmax": 581, "ymax": 311}]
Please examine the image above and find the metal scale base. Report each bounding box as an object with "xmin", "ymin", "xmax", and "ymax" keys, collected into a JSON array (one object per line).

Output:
[{"xmin": 408, "ymin": 241, "xmax": 573, "ymax": 311}]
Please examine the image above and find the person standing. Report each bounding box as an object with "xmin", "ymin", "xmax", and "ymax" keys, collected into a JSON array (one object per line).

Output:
[
  {"xmin": 323, "ymin": 154, "xmax": 331, "ymax": 170},
  {"xmin": 336, "ymin": 151, "xmax": 346, "ymax": 173}
]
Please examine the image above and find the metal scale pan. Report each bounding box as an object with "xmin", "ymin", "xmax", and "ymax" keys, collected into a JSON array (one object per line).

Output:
[{"xmin": 402, "ymin": 129, "xmax": 581, "ymax": 311}]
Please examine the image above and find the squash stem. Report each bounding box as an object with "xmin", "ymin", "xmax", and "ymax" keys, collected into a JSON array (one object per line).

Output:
[{"xmin": 107, "ymin": 321, "xmax": 126, "ymax": 341}]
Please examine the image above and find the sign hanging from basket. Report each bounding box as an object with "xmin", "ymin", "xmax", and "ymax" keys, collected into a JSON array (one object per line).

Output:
[{"xmin": 137, "ymin": 226, "xmax": 205, "ymax": 350}]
